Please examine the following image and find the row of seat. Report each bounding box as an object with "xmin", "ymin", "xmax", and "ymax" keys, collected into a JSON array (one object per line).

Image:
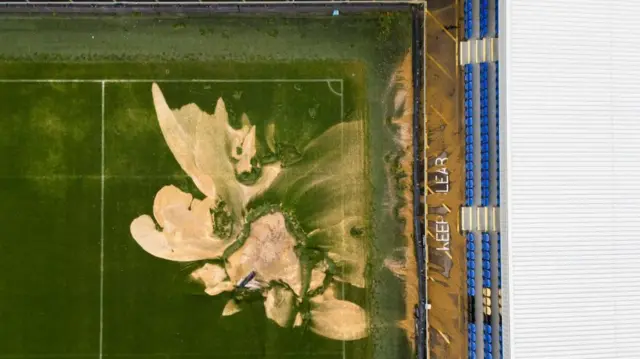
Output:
[
  {"xmin": 464, "ymin": 0, "xmax": 473, "ymax": 40},
  {"xmin": 464, "ymin": 65, "xmax": 475, "ymax": 207},
  {"xmin": 495, "ymin": 61, "xmax": 503, "ymax": 358},
  {"xmin": 497, "ymin": 234, "xmax": 502, "ymax": 290},
  {"xmin": 496, "ymin": 61, "xmax": 500, "ymax": 207},
  {"xmin": 467, "ymin": 232, "xmax": 476, "ymax": 296},
  {"xmin": 482, "ymin": 232, "xmax": 493, "ymax": 358},
  {"xmin": 484, "ymin": 323, "xmax": 494, "ymax": 359},
  {"xmin": 467, "ymin": 232, "xmax": 477, "ymax": 359},
  {"xmin": 482, "ymin": 233, "xmax": 493, "ymax": 359},
  {"xmin": 468, "ymin": 0, "xmax": 493, "ymax": 39},
  {"xmin": 480, "ymin": 63, "xmax": 491, "ymax": 207},
  {"xmin": 481, "ymin": 233, "xmax": 492, "ymax": 289},
  {"xmin": 480, "ymin": 0, "xmax": 490, "ymax": 38},
  {"xmin": 495, "ymin": 0, "xmax": 499, "ymax": 36},
  {"xmin": 469, "ymin": 322, "xmax": 477, "ymax": 359},
  {"xmin": 497, "ymin": 74, "xmax": 503, "ymax": 359},
  {"xmin": 497, "ymin": 233, "xmax": 503, "ymax": 359}
]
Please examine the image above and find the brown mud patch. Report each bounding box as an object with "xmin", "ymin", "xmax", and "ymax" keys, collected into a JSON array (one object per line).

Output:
[
  {"xmin": 226, "ymin": 212, "xmax": 302, "ymax": 295},
  {"xmin": 384, "ymin": 52, "xmax": 419, "ymax": 352}
]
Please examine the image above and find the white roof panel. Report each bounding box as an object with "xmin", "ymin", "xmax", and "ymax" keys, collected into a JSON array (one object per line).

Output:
[{"xmin": 501, "ymin": 0, "xmax": 640, "ymax": 358}]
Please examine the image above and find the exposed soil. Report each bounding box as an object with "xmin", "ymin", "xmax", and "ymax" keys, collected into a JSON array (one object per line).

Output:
[
  {"xmin": 425, "ymin": 3, "xmax": 468, "ymax": 359},
  {"xmin": 381, "ymin": 51, "xmax": 420, "ymax": 352}
]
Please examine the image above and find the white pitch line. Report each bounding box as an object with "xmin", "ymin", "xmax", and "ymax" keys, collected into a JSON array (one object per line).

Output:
[
  {"xmin": 0, "ymin": 174, "xmax": 193, "ymax": 180},
  {"xmin": 0, "ymin": 78, "xmax": 342, "ymax": 83},
  {"xmin": 340, "ymin": 78, "xmax": 346, "ymax": 359},
  {"xmin": 340, "ymin": 80, "xmax": 344, "ymax": 120},
  {"xmin": 326, "ymin": 80, "xmax": 343, "ymax": 97},
  {"xmin": 1, "ymin": 0, "xmax": 424, "ymax": 5},
  {"xmin": 99, "ymin": 81, "xmax": 105, "ymax": 359}
]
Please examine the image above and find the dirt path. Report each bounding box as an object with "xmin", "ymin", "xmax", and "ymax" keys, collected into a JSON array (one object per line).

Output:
[{"xmin": 425, "ymin": 3, "xmax": 467, "ymax": 358}]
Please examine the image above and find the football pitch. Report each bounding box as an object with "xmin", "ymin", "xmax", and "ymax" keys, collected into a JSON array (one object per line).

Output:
[{"xmin": 0, "ymin": 8, "xmax": 419, "ymax": 359}]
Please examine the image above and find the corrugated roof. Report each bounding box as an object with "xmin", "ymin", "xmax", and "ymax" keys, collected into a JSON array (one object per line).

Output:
[{"xmin": 501, "ymin": 1, "xmax": 640, "ymax": 358}]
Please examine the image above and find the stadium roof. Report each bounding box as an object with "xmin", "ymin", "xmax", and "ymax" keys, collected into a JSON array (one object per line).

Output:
[{"xmin": 501, "ymin": 1, "xmax": 640, "ymax": 358}]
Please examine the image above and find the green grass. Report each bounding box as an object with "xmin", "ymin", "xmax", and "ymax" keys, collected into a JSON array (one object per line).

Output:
[
  {"xmin": 0, "ymin": 11, "xmax": 413, "ymax": 359},
  {"xmin": 0, "ymin": 84, "xmax": 101, "ymax": 356}
]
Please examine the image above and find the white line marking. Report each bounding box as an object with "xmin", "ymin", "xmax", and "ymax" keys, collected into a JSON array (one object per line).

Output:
[
  {"xmin": 0, "ymin": 0, "xmax": 423, "ymax": 5},
  {"xmin": 0, "ymin": 175, "xmax": 192, "ymax": 180},
  {"xmin": 0, "ymin": 352, "xmax": 344, "ymax": 358},
  {"xmin": 99, "ymin": 81, "xmax": 105, "ymax": 359},
  {"xmin": 340, "ymin": 78, "xmax": 346, "ymax": 359},
  {"xmin": 327, "ymin": 80, "xmax": 343, "ymax": 97},
  {"xmin": 0, "ymin": 79, "xmax": 342, "ymax": 83},
  {"xmin": 340, "ymin": 80, "xmax": 344, "ymax": 120}
]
